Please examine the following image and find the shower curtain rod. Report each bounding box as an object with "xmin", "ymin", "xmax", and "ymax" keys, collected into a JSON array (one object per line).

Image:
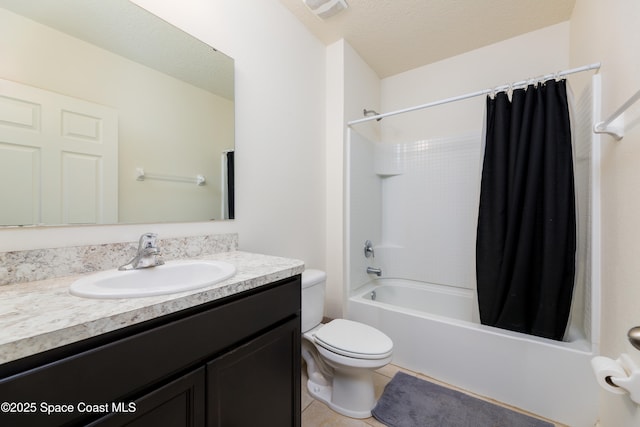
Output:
[{"xmin": 347, "ymin": 62, "xmax": 601, "ymax": 126}]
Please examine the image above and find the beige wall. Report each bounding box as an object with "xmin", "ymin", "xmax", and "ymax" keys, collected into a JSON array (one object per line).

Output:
[
  {"xmin": 0, "ymin": 8, "xmax": 233, "ymax": 224},
  {"xmin": 324, "ymin": 40, "xmax": 381, "ymax": 318},
  {"xmin": 380, "ymin": 22, "xmax": 570, "ymax": 143},
  {"xmin": 570, "ymin": 1, "xmax": 640, "ymax": 425},
  {"xmin": 324, "ymin": 41, "xmax": 346, "ymax": 319}
]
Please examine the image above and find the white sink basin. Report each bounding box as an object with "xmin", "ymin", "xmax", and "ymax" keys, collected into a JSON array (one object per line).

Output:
[{"xmin": 69, "ymin": 260, "xmax": 236, "ymax": 299}]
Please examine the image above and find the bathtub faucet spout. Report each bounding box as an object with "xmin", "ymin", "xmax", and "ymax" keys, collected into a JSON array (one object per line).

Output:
[{"xmin": 366, "ymin": 267, "xmax": 382, "ymax": 276}]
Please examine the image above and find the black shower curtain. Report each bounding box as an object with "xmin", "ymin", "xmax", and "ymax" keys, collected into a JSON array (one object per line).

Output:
[{"xmin": 476, "ymin": 79, "xmax": 576, "ymax": 341}]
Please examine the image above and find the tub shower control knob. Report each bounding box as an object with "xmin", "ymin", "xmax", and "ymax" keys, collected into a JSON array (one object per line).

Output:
[{"xmin": 364, "ymin": 240, "xmax": 375, "ymax": 258}]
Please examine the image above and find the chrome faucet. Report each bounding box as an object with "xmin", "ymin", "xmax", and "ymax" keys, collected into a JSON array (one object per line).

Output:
[
  {"xmin": 366, "ymin": 266, "xmax": 382, "ymax": 276},
  {"xmin": 118, "ymin": 233, "xmax": 165, "ymax": 271}
]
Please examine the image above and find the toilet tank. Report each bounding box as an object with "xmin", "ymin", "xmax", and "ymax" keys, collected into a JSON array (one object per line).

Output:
[{"xmin": 301, "ymin": 269, "xmax": 326, "ymax": 333}]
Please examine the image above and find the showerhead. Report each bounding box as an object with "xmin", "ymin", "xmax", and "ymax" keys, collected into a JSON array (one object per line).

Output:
[{"xmin": 363, "ymin": 109, "xmax": 383, "ymax": 121}]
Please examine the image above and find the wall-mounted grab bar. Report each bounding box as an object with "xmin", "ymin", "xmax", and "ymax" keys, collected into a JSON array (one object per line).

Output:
[
  {"xmin": 594, "ymin": 89, "xmax": 640, "ymax": 140},
  {"xmin": 135, "ymin": 168, "xmax": 206, "ymax": 186}
]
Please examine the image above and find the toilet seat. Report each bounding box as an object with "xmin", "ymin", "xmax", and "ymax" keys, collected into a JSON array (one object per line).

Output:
[{"xmin": 314, "ymin": 319, "xmax": 393, "ymax": 360}]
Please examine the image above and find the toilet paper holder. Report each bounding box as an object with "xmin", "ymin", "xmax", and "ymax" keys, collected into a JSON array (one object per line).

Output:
[
  {"xmin": 591, "ymin": 328, "xmax": 640, "ymax": 405},
  {"xmin": 607, "ymin": 354, "xmax": 640, "ymax": 404}
]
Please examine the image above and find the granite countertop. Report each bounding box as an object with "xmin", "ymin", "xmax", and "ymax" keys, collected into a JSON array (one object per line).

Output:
[{"xmin": 0, "ymin": 251, "xmax": 304, "ymax": 365}]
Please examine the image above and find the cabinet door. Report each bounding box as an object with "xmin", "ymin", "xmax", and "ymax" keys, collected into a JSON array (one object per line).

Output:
[
  {"xmin": 207, "ymin": 318, "xmax": 301, "ymax": 427},
  {"xmin": 88, "ymin": 367, "xmax": 205, "ymax": 427}
]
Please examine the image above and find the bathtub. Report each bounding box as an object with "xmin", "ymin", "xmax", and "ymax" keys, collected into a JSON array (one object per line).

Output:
[{"xmin": 348, "ymin": 279, "xmax": 599, "ymax": 427}]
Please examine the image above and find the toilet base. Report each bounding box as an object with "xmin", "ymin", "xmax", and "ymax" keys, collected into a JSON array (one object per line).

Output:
[
  {"xmin": 301, "ymin": 324, "xmax": 392, "ymax": 419},
  {"xmin": 306, "ymin": 372, "xmax": 375, "ymax": 419}
]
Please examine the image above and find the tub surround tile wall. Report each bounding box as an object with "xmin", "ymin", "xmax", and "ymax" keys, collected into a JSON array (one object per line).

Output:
[
  {"xmin": 0, "ymin": 233, "xmax": 238, "ymax": 286},
  {"xmin": 0, "ymin": 250, "xmax": 304, "ymax": 365}
]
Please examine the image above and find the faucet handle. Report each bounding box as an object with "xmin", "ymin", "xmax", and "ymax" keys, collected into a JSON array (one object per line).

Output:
[
  {"xmin": 364, "ymin": 240, "xmax": 375, "ymax": 258},
  {"xmin": 138, "ymin": 232, "xmax": 159, "ymax": 249}
]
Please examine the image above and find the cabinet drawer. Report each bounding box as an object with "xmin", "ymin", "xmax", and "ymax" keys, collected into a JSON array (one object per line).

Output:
[{"xmin": 0, "ymin": 275, "xmax": 300, "ymax": 426}]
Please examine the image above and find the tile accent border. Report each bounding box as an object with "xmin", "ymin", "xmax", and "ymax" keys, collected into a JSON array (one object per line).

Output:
[{"xmin": 0, "ymin": 233, "xmax": 238, "ymax": 286}]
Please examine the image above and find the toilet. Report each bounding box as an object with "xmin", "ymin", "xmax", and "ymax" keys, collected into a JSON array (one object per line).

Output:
[{"xmin": 301, "ymin": 269, "xmax": 393, "ymax": 418}]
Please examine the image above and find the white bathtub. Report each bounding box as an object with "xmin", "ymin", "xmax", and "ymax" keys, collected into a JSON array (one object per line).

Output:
[{"xmin": 348, "ymin": 279, "xmax": 599, "ymax": 427}]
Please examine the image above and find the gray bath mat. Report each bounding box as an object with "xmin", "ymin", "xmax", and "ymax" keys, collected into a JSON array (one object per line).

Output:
[{"xmin": 372, "ymin": 372, "xmax": 553, "ymax": 427}]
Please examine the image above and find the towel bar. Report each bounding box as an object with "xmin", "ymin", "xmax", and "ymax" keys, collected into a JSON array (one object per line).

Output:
[
  {"xmin": 135, "ymin": 168, "xmax": 206, "ymax": 186},
  {"xmin": 594, "ymin": 89, "xmax": 640, "ymax": 140}
]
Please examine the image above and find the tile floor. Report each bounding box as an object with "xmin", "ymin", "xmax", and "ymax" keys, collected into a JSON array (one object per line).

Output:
[{"xmin": 301, "ymin": 363, "xmax": 566, "ymax": 427}]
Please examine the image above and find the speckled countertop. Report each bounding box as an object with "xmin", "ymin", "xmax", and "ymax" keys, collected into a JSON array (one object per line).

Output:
[{"xmin": 0, "ymin": 251, "xmax": 304, "ymax": 365}]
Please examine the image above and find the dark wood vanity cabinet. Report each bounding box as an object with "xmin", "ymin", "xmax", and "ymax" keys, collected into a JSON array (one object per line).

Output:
[{"xmin": 0, "ymin": 275, "xmax": 301, "ymax": 427}]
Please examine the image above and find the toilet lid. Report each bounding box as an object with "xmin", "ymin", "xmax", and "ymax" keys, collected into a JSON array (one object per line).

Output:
[{"xmin": 314, "ymin": 319, "xmax": 393, "ymax": 360}]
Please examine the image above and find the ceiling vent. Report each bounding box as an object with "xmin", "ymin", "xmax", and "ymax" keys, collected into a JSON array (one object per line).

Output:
[{"xmin": 302, "ymin": 0, "xmax": 348, "ymax": 19}]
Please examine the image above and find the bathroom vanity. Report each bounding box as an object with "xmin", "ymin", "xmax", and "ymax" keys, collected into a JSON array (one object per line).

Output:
[{"xmin": 0, "ymin": 251, "xmax": 303, "ymax": 427}]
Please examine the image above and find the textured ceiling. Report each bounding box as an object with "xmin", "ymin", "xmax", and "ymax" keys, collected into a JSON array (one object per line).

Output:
[{"xmin": 280, "ymin": 0, "xmax": 576, "ymax": 78}]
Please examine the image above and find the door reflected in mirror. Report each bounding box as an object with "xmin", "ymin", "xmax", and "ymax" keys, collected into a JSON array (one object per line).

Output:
[{"xmin": 0, "ymin": 0, "xmax": 235, "ymax": 226}]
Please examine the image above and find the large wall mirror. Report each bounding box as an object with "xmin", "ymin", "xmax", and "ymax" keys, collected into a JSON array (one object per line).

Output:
[{"xmin": 0, "ymin": 0, "xmax": 235, "ymax": 226}]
